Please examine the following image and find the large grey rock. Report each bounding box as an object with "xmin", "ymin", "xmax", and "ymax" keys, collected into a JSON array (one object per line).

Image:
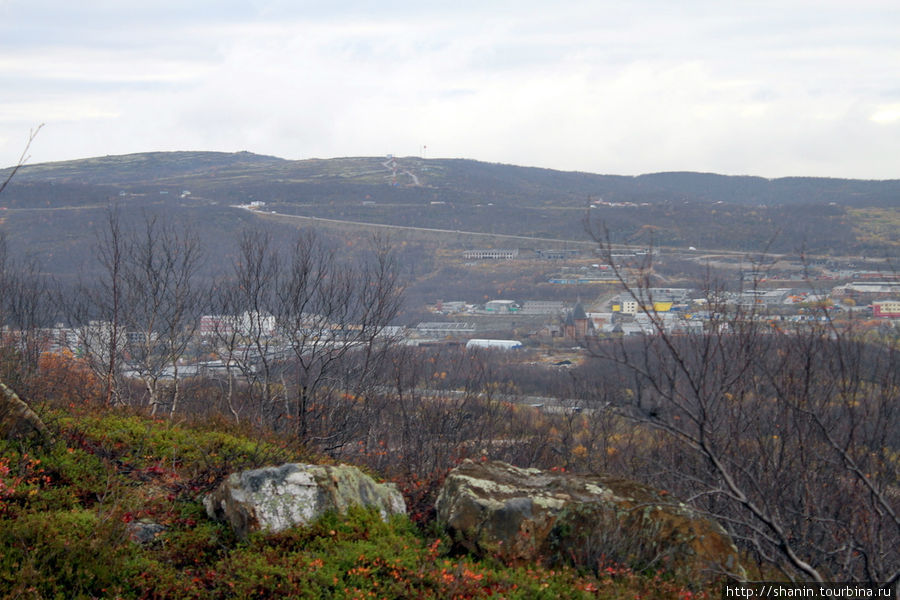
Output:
[
  {"xmin": 436, "ymin": 460, "xmax": 742, "ymax": 580},
  {"xmin": 204, "ymin": 463, "xmax": 406, "ymax": 539}
]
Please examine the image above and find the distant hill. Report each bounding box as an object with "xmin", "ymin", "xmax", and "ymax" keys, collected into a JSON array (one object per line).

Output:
[
  {"xmin": 1, "ymin": 152, "xmax": 898, "ymax": 272},
  {"xmin": 635, "ymin": 171, "xmax": 900, "ymax": 207},
  {"xmin": 8, "ymin": 152, "xmax": 899, "ymax": 205},
  {"xmin": 6, "ymin": 150, "xmax": 286, "ymax": 185}
]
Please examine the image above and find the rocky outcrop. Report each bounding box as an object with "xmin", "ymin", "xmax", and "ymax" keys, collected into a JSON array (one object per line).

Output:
[
  {"xmin": 204, "ymin": 463, "xmax": 406, "ymax": 539},
  {"xmin": 0, "ymin": 381, "xmax": 50, "ymax": 441},
  {"xmin": 436, "ymin": 460, "xmax": 742, "ymax": 580}
]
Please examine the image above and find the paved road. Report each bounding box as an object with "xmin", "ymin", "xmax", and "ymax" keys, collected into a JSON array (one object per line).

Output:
[
  {"xmin": 381, "ymin": 385, "xmax": 600, "ymax": 415},
  {"xmin": 240, "ymin": 205, "xmax": 605, "ymax": 248}
]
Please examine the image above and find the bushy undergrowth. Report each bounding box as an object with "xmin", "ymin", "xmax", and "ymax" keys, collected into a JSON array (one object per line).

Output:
[{"xmin": 0, "ymin": 405, "xmax": 708, "ymax": 599}]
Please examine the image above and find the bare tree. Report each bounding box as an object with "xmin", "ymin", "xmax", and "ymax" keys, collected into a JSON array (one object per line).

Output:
[
  {"xmin": 204, "ymin": 280, "xmax": 245, "ymax": 423},
  {"xmin": 69, "ymin": 206, "xmax": 126, "ymax": 406},
  {"xmin": 0, "ymin": 233, "xmax": 54, "ymax": 397},
  {"xmin": 0, "ymin": 125, "xmax": 52, "ymax": 394},
  {"xmin": 588, "ymin": 226, "xmax": 900, "ymax": 584},
  {"xmin": 160, "ymin": 224, "xmax": 204, "ymax": 418},
  {"xmin": 68, "ymin": 209, "xmax": 204, "ymax": 413},
  {"xmin": 0, "ymin": 124, "xmax": 43, "ymax": 197},
  {"xmin": 4, "ymin": 254, "xmax": 53, "ymax": 386},
  {"xmin": 275, "ymin": 231, "xmax": 403, "ymax": 450},
  {"xmin": 0, "ymin": 233, "xmax": 13, "ymax": 379},
  {"xmin": 121, "ymin": 215, "xmax": 203, "ymax": 416},
  {"xmin": 207, "ymin": 228, "xmax": 282, "ymax": 424}
]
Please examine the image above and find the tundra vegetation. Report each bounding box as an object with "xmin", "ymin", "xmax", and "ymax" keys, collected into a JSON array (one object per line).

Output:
[{"xmin": 0, "ymin": 205, "xmax": 896, "ymax": 597}]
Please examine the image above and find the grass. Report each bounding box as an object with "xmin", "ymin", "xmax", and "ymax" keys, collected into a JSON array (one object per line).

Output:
[{"xmin": 0, "ymin": 404, "xmax": 711, "ymax": 599}]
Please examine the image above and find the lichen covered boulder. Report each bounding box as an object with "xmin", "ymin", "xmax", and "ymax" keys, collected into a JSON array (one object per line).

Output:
[
  {"xmin": 435, "ymin": 460, "xmax": 742, "ymax": 580},
  {"xmin": 204, "ymin": 463, "xmax": 406, "ymax": 539}
]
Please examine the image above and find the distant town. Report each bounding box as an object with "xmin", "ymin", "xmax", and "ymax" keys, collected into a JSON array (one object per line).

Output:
[{"xmin": 12, "ymin": 242, "xmax": 898, "ymax": 382}]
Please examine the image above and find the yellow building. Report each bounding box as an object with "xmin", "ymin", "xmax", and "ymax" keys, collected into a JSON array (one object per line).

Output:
[{"xmin": 613, "ymin": 300, "xmax": 671, "ymax": 315}]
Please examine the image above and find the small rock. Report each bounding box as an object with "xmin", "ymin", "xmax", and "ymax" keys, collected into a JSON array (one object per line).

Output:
[{"xmin": 127, "ymin": 520, "xmax": 166, "ymax": 544}]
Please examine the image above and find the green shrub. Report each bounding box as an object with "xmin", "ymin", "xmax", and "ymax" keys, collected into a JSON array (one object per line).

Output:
[
  {"xmin": 153, "ymin": 502, "xmax": 236, "ymax": 569},
  {"xmin": 0, "ymin": 509, "xmax": 139, "ymax": 599},
  {"xmin": 0, "ymin": 405, "xmax": 712, "ymax": 599},
  {"xmin": 54, "ymin": 410, "xmax": 300, "ymax": 492}
]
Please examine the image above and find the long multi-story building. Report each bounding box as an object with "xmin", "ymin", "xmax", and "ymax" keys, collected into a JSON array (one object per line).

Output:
[
  {"xmin": 520, "ymin": 301, "xmax": 566, "ymax": 315},
  {"xmin": 463, "ymin": 249, "xmax": 519, "ymax": 260}
]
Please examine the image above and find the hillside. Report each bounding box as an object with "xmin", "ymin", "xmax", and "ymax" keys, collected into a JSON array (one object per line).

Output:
[
  {"xmin": 0, "ymin": 403, "xmax": 707, "ymax": 599},
  {"xmin": 7, "ymin": 153, "xmax": 900, "ymax": 207},
  {"xmin": 0, "ymin": 152, "xmax": 898, "ymax": 277}
]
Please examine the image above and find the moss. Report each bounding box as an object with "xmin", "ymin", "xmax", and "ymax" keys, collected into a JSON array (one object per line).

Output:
[
  {"xmin": 0, "ymin": 406, "xmax": 716, "ymax": 598},
  {"xmin": 0, "ymin": 509, "xmax": 142, "ymax": 599}
]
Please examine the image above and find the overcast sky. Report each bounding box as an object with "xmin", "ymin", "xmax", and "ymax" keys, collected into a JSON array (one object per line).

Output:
[{"xmin": 2, "ymin": 1, "xmax": 899, "ymax": 179}]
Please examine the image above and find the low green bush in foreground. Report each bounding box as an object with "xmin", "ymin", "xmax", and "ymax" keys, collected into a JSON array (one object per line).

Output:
[{"xmin": 0, "ymin": 407, "xmax": 707, "ymax": 599}]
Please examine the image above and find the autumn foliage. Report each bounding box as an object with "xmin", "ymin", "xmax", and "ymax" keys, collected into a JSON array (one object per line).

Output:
[{"xmin": 35, "ymin": 350, "xmax": 103, "ymax": 406}]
